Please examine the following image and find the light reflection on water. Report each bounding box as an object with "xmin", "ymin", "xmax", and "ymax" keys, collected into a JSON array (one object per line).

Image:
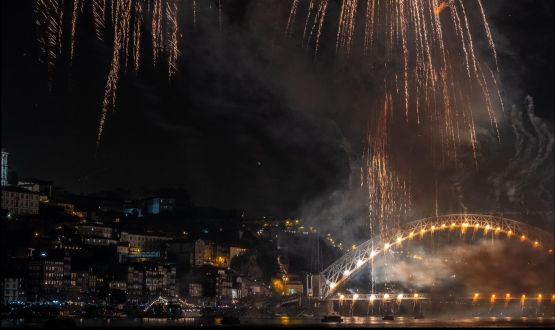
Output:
[{"xmin": 2, "ymin": 316, "xmax": 555, "ymax": 328}]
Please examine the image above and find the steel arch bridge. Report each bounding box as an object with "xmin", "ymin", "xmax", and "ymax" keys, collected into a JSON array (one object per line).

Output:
[{"xmin": 318, "ymin": 213, "xmax": 554, "ymax": 300}]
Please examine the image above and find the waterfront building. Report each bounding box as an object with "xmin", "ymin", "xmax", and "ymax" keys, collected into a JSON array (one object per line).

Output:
[{"xmin": 1, "ymin": 185, "xmax": 40, "ymax": 215}]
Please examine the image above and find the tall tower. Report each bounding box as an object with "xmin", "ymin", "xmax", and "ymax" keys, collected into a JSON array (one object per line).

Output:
[{"xmin": 1, "ymin": 148, "xmax": 8, "ymax": 186}]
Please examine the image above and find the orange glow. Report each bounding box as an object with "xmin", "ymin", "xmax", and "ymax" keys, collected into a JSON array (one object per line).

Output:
[{"xmin": 434, "ymin": 1, "xmax": 448, "ymax": 15}]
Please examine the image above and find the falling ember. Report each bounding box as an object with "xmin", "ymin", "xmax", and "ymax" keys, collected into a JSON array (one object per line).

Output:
[
  {"xmin": 520, "ymin": 295, "xmax": 526, "ymax": 316},
  {"xmin": 488, "ymin": 294, "xmax": 496, "ymax": 315},
  {"xmin": 473, "ymin": 293, "xmax": 479, "ymax": 305},
  {"xmin": 413, "ymin": 294, "xmax": 419, "ymax": 313},
  {"xmin": 368, "ymin": 295, "xmax": 375, "ymax": 316},
  {"xmin": 93, "ymin": 0, "xmax": 106, "ymax": 41},
  {"xmin": 434, "ymin": 1, "xmax": 449, "ymax": 15},
  {"xmin": 339, "ymin": 294, "xmax": 345, "ymax": 307},
  {"xmin": 350, "ymin": 294, "xmax": 358, "ymax": 316},
  {"xmin": 504, "ymin": 294, "xmax": 510, "ymax": 308},
  {"xmin": 396, "ymin": 294, "xmax": 403, "ymax": 312}
]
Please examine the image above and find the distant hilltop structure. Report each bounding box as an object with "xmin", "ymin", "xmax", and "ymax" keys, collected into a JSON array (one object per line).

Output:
[{"xmin": 1, "ymin": 148, "xmax": 8, "ymax": 186}]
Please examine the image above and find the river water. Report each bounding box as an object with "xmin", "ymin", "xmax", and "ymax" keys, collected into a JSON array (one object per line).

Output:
[{"xmin": 2, "ymin": 315, "xmax": 554, "ymax": 328}]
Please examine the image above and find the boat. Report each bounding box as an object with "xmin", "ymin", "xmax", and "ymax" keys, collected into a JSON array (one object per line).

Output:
[
  {"xmin": 220, "ymin": 314, "xmax": 240, "ymax": 325},
  {"xmin": 298, "ymin": 310, "xmax": 314, "ymax": 317},
  {"xmin": 182, "ymin": 310, "xmax": 202, "ymax": 318},
  {"xmin": 44, "ymin": 317, "xmax": 77, "ymax": 328},
  {"xmin": 321, "ymin": 312, "xmax": 343, "ymax": 323},
  {"xmin": 382, "ymin": 315, "xmax": 395, "ymax": 320},
  {"xmin": 414, "ymin": 313, "xmax": 425, "ymax": 319},
  {"xmin": 268, "ymin": 310, "xmax": 287, "ymax": 317}
]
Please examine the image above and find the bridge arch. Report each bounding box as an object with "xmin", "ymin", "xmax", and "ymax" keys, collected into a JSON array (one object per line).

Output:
[{"xmin": 318, "ymin": 214, "xmax": 554, "ymax": 300}]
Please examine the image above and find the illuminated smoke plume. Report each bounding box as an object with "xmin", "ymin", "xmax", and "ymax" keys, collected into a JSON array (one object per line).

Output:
[
  {"xmin": 450, "ymin": 183, "xmax": 467, "ymax": 213},
  {"xmin": 525, "ymin": 96, "xmax": 555, "ymax": 172},
  {"xmin": 488, "ymin": 96, "xmax": 554, "ymax": 212}
]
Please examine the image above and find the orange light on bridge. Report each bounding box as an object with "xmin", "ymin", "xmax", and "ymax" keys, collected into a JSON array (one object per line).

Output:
[
  {"xmin": 534, "ymin": 241, "xmax": 539, "ymax": 247},
  {"xmin": 397, "ymin": 237, "xmax": 402, "ymax": 243},
  {"xmin": 441, "ymin": 224, "xmax": 446, "ymax": 228},
  {"xmin": 507, "ymin": 230, "xmax": 512, "ymax": 237},
  {"xmin": 414, "ymin": 294, "xmax": 419, "ymax": 298},
  {"xmin": 451, "ymin": 223, "xmax": 455, "ymax": 227},
  {"xmin": 475, "ymin": 224, "xmax": 479, "ymax": 228},
  {"xmin": 520, "ymin": 235, "xmax": 525, "ymax": 241},
  {"xmin": 549, "ymin": 249, "xmax": 553, "ymax": 253},
  {"xmin": 385, "ymin": 243, "xmax": 390, "ymax": 249},
  {"xmin": 463, "ymin": 223, "xmax": 469, "ymax": 227}
]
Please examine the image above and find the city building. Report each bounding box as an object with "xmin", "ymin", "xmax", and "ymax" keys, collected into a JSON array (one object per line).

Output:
[
  {"xmin": 141, "ymin": 197, "xmax": 176, "ymax": 215},
  {"xmin": 1, "ymin": 185, "xmax": 40, "ymax": 215},
  {"xmin": 1, "ymin": 258, "xmax": 27, "ymax": 302}
]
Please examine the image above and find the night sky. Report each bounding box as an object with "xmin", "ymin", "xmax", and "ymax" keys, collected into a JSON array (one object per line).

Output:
[{"xmin": 2, "ymin": 0, "xmax": 553, "ymax": 218}]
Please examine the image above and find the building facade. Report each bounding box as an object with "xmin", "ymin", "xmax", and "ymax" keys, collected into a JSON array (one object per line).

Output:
[{"xmin": 1, "ymin": 186, "xmax": 40, "ymax": 215}]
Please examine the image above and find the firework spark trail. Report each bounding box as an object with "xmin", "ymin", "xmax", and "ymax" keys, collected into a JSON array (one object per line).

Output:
[
  {"xmin": 111, "ymin": 0, "xmax": 115, "ymax": 27},
  {"xmin": 363, "ymin": 0, "xmax": 375, "ymax": 55},
  {"xmin": 58, "ymin": 0, "xmax": 64, "ymax": 53},
  {"xmin": 285, "ymin": 0, "xmax": 299, "ymax": 40},
  {"xmin": 301, "ymin": 0, "xmax": 314, "ymax": 47},
  {"xmin": 97, "ymin": 0, "xmax": 131, "ymax": 151},
  {"xmin": 35, "ymin": 0, "xmax": 60, "ymax": 93},
  {"xmin": 133, "ymin": 0, "xmax": 143, "ymax": 72},
  {"xmin": 335, "ymin": 0, "xmax": 358, "ymax": 58},
  {"xmin": 121, "ymin": 0, "xmax": 132, "ymax": 71},
  {"xmin": 457, "ymin": 0, "xmax": 478, "ymax": 75},
  {"xmin": 307, "ymin": 0, "xmax": 328, "ymax": 58},
  {"xmin": 93, "ymin": 0, "xmax": 105, "ymax": 41},
  {"xmin": 165, "ymin": 0, "xmax": 179, "ymax": 79},
  {"xmin": 448, "ymin": 0, "xmax": 471, "ymax": 78},
  {"xmin": 70, "ymin": 0, "xmax": 78, "ymax": 66},
  {"xmin": 152, "ymin": 0, "xmax": 163, "ymax": 66},
  {"xmin": 475, "ymin": 61, "xmax": 500, "ymax": 143},
  {"xmin": 477, "ymin": 0, "xmax": 498, "ymax": 71},
  {"xmin": 487, "ymin": 66, "xmax": 505, "ymax": 114},
  {"xmin": 504, "ymin": 294, "xmax": 510, "ymax": 308},
  {"xmin": 193, "ymin": 0, "xmax": 196, "ymax": 30}
]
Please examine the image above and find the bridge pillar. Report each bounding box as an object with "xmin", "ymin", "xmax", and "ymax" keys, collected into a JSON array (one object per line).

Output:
[{"xmin": 326, "ymin": 300, "xmax": 334, "ymax": 315}]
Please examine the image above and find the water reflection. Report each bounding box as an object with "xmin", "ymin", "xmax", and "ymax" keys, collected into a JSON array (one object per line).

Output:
[{"xmin": 1, "ymin": 316, "xmax": 554, "ymax": 328}]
